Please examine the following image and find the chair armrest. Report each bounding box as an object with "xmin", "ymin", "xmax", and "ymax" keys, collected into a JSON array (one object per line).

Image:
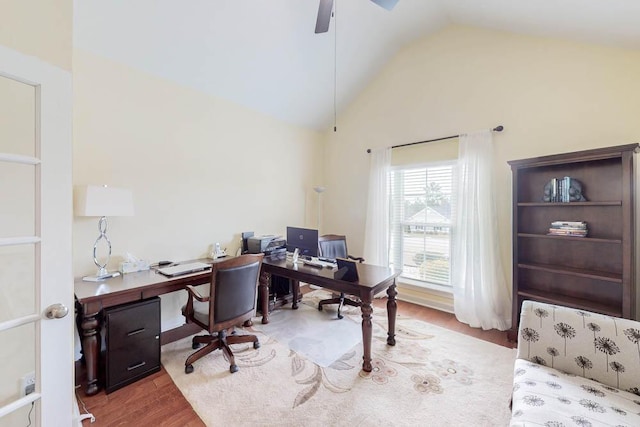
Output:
[
  {"xmin": 185, "ymin": 285, "xmax": 210, "ymax": 302},
  {"xmin": 183, "ymin": 285, "xmax": 210, "ymax": 324},
  {"xmin": 347, "ymin": 255, "xmax": 365, "ymax": 263}
]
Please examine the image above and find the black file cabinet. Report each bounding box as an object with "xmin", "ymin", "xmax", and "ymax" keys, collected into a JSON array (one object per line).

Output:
[{"xmin": 104, "ymin": 297, "xmax": 161, "ymax": 393}]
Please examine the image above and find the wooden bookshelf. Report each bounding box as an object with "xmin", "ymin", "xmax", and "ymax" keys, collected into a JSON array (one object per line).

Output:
[{"xmin": 507, "ymin": 144, "xmax": 638, "ymax": 340}]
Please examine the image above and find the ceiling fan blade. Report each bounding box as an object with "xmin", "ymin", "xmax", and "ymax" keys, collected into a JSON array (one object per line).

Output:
[
  {"xmin": 370, "ymin": 0, "xmax": 399, "ymax": 11},
  {"xmin": 315, "ymin": 0, "xmax": 334, "ymax": 34}
]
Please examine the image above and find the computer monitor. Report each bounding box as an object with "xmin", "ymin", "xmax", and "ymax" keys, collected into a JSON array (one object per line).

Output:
[{"xmin": 286, "ymin": 226, "xmax": 318, "ymax": 257}]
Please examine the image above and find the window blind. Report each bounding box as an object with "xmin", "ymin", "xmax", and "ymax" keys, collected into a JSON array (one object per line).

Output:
[{"xmin": 389, "ymin": 162, "xmax": 455, "ymax": 287}]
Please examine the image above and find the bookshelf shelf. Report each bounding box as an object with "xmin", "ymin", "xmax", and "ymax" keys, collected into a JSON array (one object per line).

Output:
[
  {"xmin": 516, "ymin": 290, "xmax": 622, "ymax": 317},
  {"xmin": 517, "ymin": 262, "xmax": 622, "ymax": 283},
  {"xmin": 508, "ymin": 144, "xmax": 638, "ymax": 341},
  {"xmin": 517, "ymin": 233, "xmax": 622, "ymax": 244},
  {"xmin": 517, "ymin": 201, "xmax": 622, "ymax": 207}
]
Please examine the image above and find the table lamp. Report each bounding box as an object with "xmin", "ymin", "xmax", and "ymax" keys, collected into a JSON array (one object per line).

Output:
[{"xmin": 75, "ymin": 185, "xmax": 134, "ymax": 281}]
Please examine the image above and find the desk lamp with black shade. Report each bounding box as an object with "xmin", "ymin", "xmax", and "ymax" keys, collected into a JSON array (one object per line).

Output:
[{"xmin": 75, "ymin": 185, "xmax": 134, "ymax": 281}]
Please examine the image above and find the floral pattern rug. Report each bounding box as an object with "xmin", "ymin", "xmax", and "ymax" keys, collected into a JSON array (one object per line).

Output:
[{"xmin": 161, "ymin": 290, "xmax": 517, "ymax": 426}]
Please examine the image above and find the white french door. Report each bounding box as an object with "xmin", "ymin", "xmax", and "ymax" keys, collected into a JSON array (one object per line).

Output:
[{"xmin": 0, "ymin": 45, "xmax": 72, "ymax": 426}]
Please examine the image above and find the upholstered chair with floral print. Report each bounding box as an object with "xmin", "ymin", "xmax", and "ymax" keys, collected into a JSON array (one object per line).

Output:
[{"xmin": 511, "ymin": 300, "xmax": 640, "ymax": 426}]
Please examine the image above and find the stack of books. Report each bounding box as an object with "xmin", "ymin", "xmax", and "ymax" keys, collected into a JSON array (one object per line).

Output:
[{"xmin": 548, "ymin": 220, "xmax": 588, "ymax": 237}]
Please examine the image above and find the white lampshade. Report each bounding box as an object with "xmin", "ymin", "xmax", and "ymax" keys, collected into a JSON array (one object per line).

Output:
[{"xmin": 74, "ymin": 185, "xmax": 134, "ymax": 217}]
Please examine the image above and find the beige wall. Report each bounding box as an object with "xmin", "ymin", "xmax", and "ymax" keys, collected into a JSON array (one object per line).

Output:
[
  {"xmin": 323, "ymin": 26, "xmax": 640, "ymax": 300},
  {"xmin": 0, "ymin": 0, "xmax": 72, "ymax": 71},
  {"xmin": 73, "ymin": 49, "xmax": 324, "ymax": 329}
]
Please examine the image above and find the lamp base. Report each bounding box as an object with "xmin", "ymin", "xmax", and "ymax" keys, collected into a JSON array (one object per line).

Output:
[{"xmin": 82, "ymin": 271, "xmax": 121, "ymax": 282}]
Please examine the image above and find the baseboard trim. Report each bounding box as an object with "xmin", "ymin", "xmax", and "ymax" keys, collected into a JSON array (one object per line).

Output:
[{"xmin": 396, "ymin": 283, "xmax": 454, "ymax": 314}]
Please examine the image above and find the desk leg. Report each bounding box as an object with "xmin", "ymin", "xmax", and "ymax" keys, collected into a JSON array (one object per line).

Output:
[
  {"xmin": 386, "ymin": 283, "xmax": 398, "ymax": 346},
  {"xmin": 360, "ymin": 299, "xmax": 374, "ymax": 372},
  {"xmin": 78, "ymin": 303, "xmax": 102, "ymax": 396},
  {"xmin": 259, "ymin": 269, "xmax": 270, "ymax": 324},
  {"xmin": 291, "ymin": 279, "xmax": 299, "ymax": 310}
]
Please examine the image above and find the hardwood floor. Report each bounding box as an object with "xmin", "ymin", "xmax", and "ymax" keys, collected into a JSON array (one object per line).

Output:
[
  {"xmin": 76, "ymin": 298, "xmax": 514, "ymax": 426},
  {"xmin": 76, "ymin": 367, "xmax": 204, "ymax": 427}
]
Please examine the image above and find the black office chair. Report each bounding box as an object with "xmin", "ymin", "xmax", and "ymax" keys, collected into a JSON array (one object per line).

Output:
[
  {"xmin": 181, "ymin": 253, "xmax": 264, "ymax": 374},
  {"xmin": 317, "ymin": 234, "xmax": 364, "ymax": 319}
]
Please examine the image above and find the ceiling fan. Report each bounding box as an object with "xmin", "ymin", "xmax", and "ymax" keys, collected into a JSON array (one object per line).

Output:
[{"xmin": 315, "ymin": 0, "xmax": 399, "ymax": 33}]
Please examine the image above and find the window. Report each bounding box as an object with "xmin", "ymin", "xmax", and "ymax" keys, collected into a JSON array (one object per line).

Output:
[{"xmin": 389, "ymin": 161, "xmax": 455, "ymax": 288}]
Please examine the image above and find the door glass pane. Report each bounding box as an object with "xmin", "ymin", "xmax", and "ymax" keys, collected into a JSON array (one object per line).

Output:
[
  {"xmin": 0, "ymin": 244, "xmax": 36, "ymax": 322},
  {"xmin": 0, "ymin": 75, "xmax": 35, "ymax": 157},
  {"xmin": 0, "ymin": 62, "xmax": 49, "ymax": 424},
  {"xmin": 0, "ymin": 323, "xmax": 36, "ymax": 407},
  {"xmin": 0, "ymin": 162, "xmax": 36, "ymax": 237}
]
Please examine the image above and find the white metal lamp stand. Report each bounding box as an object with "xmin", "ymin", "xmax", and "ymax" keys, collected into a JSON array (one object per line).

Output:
[{"xmin": 313, "ymin": 186, "xmax": 325, "ymax": 232}]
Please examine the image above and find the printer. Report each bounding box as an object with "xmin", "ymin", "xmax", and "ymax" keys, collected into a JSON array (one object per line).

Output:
[{"xmin": 247, "ymin": 235, "xmax": 286, "ymax": 255}]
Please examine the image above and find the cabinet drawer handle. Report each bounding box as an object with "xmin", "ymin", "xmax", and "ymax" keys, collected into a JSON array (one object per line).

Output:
[
  {"xmin": 127, "ymin": 361, "xmax": 147, "ymax": 371},
  {"xmin": 127, "ymin": 328, "xmax": 145, "ymax": 336}
]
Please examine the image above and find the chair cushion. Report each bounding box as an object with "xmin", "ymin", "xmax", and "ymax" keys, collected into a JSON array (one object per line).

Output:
[
  {"xmin": 511, "ymin": 358, "xmax": 640, "ymax": 426},
  {"xmin": 517, "ymin": 301, "xmax": 640, "ymax": 392}
]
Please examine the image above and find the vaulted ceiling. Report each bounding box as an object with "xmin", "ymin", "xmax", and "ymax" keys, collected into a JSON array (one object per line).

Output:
[{"xmin": 74, "ymin": 0, "xmax": 640, "ymax": 131}]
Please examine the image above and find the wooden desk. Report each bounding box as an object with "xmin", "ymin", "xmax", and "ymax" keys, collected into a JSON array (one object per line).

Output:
[
  {"xmin": 259, "ymin": 255, "xmax": 400, "ymax": 373},
  {"xmin": 76, "ymin": 256, "xmax": 400, "ymax": 394},
  {"xmin": 74, "ymin": 259, "xmax": 220, "ymax": 396}
]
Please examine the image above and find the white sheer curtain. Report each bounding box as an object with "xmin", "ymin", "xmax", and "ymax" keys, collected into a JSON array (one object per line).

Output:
[
  {"xmin": 452, "ymin": 130, "xmax": 511, "ymax": 330},
  {"xmin": 363, "ymin": 147, "xmax": 391, "ymax": 267}
]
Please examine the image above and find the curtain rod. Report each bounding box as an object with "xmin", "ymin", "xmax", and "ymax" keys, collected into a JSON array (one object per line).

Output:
[{"xmin": 366, "ymin": 125, "xmax": 504, "ymax": 153}]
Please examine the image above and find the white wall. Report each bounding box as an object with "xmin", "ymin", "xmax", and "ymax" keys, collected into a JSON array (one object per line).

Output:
[
  {"xmin": 73, "ymin": 49, "xmax": 324, "ymax": 330},
  {"xmin": 323, "ymin": 25, "xmax": 640, "ymax": 304}
]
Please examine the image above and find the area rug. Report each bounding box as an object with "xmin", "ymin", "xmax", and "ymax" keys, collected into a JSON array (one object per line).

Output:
[
  {"xmin": 250, "ymin": 295, "xmax": 363, "ymax": 367},
  {"xmin": 161, "ymin": 291, "xmax": 517, "ymax": 426}
]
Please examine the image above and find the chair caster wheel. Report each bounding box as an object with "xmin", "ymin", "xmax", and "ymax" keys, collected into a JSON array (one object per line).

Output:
[
  {"xmin": 253, "ymin": 341, "xmax": 261, "ymax": 349},
  {"xmin": 192, "ymin": 342, "xmax": 200, "ymax": 350},
  {"xmin": 185, "ymin": 364, "xmax": 194, "ymax": 374},
  {"xmin": 230, "ymin": 364, "xmax": 238, "ymax": 373},
  {"xmin": 318, "ymin": 304, "xmax": 323, "ymax": 311},
  {"xmin": 338, "ymin": 314, "xmax": 344, "ymax": 320}
]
